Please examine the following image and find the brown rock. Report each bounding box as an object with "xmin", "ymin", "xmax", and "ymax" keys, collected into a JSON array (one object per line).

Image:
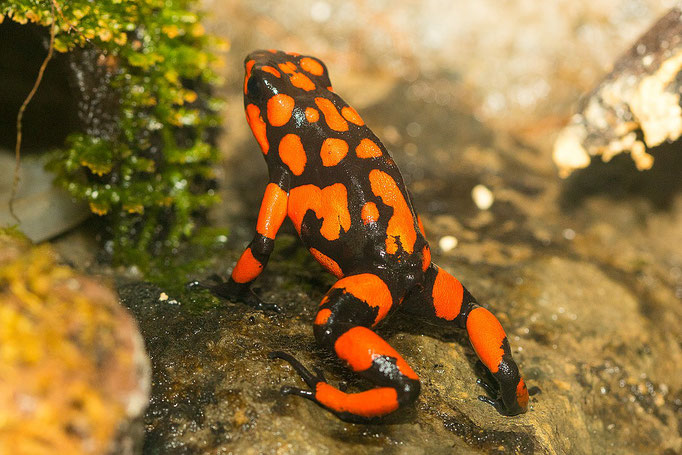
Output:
[{"xmin": 554, "ymin": 5, "xmax": 682, "ymax": 177}]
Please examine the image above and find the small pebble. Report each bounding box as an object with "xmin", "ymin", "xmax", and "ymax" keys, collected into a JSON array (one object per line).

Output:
[
  {"xmin": 438, "ymin": 235, "xmax": 458, "ymax": 252},
  {"xmin": 471, "ymin": 184, "xmax": 494, "ymax": 210}
]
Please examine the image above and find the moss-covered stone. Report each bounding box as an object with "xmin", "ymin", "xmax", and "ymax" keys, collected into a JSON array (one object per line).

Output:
[
  {"xmin": 0, "ymin": 229, "xmax": 150, "ymax": 454},
  {"xmin": 1, "ymin": 0, "xmax": 224, "ymax": 261}
]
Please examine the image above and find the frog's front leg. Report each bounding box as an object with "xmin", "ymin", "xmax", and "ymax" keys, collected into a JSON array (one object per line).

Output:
[
  {"xmin": 211, "ymin": 170, "xmax": 290, "ymax": 311},
  {"xmin": 403, "ymin": 264, "xmax": 529, "ymax": 416}
]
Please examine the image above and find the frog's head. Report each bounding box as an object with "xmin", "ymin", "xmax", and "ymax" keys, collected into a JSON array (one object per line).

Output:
[
  {"xmin": 243, "ymin": 50, "xmax": 331, "ymax": 108},
  {"xmin": 242, "ymin": 51, "xmax": 334, "ymax": 154},
  {"xmin": 244, "ymin": 51, "xmax": 335, "ymax": 155}
]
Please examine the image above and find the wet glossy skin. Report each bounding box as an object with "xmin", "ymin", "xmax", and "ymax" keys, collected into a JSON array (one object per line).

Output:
[{"xmin": 211, "ymin": 50, "xmax": 529, "ymax": 422}]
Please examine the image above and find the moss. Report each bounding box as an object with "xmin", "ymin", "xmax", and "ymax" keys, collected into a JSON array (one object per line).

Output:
[
  {"xmin": 133, "ymin": 225, "xmax": 229, "ymax": 298},
  {"xmin": 0, "ymin": 226, "xmax": 29, "ymax": 242},
  {"xmin": 1, "ymin": 0, "xmax": 225, "ymax": 263}
]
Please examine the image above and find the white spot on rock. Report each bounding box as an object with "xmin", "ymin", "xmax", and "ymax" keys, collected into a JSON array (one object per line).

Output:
[
  {"xmin": 438, "ymin": 235, "xmax": 458, "ymax": 252},
  {"xmin": 471, "ymin": 184, "xmax": 494, "ymax": 210}
]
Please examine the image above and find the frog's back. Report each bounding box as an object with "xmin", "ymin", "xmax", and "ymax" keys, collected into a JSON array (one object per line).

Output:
[{"xmin": 243, "ymin": 50, "xmax": 428, "ymax": 277}]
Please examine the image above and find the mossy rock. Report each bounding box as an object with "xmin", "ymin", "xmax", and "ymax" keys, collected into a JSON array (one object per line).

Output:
[
  {"xmin": 0, "ymin": 0, "xmax": 224, "ymax": 262},
  {"xmin": 0, "ymin": 229, "xmax": 151, "ymax": 454}
]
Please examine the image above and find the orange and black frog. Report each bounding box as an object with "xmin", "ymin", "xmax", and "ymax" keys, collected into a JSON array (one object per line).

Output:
[{"xmin": 207, "ymin": 50, "xmax": 529, "ymax": 422}]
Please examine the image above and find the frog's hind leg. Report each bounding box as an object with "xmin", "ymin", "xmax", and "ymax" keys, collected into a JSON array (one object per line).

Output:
[
  {"xmin": 271, "ymin": 273, "xmax": 420, "ymax": 422},
  {"xmin": 402, "ymin": 264, "xmax": 529, "ymax": 416}
]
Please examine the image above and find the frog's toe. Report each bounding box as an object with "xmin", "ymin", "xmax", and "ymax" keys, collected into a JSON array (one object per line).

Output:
[
  {"xmin": 192, "ymin": 276, "xmax": 281, "ymax": 312},
  {"xmin": 476, "ymin": 377, "xmax": 497, "ymax": 396},
  {"xmin": 271, "ymin": 352, "xmax": 325, "ymax": 402},
  {"xmin": 270, "ymin": 351, "xmax": 324, "ymax": 388},
  {"xmin": 242, "ymin": 291, "xmax": 281, "ymax": 312}
]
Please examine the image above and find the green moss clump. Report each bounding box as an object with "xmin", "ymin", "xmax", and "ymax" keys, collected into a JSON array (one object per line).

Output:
[{"xmin": 2, "ymin": 0, "xmax": 225, "ymax": 263}]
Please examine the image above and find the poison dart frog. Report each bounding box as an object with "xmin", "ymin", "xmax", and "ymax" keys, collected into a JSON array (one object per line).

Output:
[{"xmin": 209, "ymin": 50, "xmax": 529, "ymax": 422}]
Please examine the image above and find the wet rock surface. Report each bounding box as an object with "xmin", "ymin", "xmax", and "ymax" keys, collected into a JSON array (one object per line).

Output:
[
  {"xmin": 0, "ymin": 231, "xmax": 150, "ymax": 455},
  {"xmin": 123, "ymin": 113, "xmax": 682, "ymax": 453},
  {"xmin": 47, "ymin": 1, "xmax": 682, "ymax": 453}
]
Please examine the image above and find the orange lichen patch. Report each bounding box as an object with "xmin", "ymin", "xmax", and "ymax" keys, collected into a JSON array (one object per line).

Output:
[
  {"xmin": 314, "ymin": 308, "xmax": 332, "ymax": 325},
  {"xmin": 267, "ymin": 94, "xmax": 295, "ymax": 127},
  {"xmin": 279, "ymin": 134, "xmax": 307, "ymax": 176},
  {"xmin": 361, "ymin": 202, "xmax": 379, "ymax": 225},
  {"xmin": 300, "ymin": 57, "xmax": 325, "ymax": 76},
  {"xmin": 332, "ymin": 274, "xmax": 393, "ymax": 325},
  {"xmin": 368, "ymin": 170, "xmax": 417, "ymax": 254},
  {"xmin": 305, "ymin": 107, "xmax": 320, "ymax": 123},
  {"xmin": 262, "ymin": 66, "xmax": 281, "ymax": 77},
  {"xmin": 309, "ymin": 248, "xmax": 344, "ymax": 278},
  {"xmin": 315, "ymin": 97, "xmax": 349, "ymax": 132},
  {"xmin": 256, "ymin": 183, "xmax": 288, "ymax": 239},
  {"xmin": 245, "ymin": 104, "xmax": 269, "ymax": 154},
  {"xmin": 516, "ymin": 378, "xmax": 529, "ymax": 410},
  {"xmin": 244, "ymin": 59, "xmax": 255, "ymax": 94},
  {"xmin": 320, "ymin": 138, "xmax": 349, "ymax": 166},
  {"xmin": 290, "ymin": 72, "xmax": 316, "ymax": 91},
  {"xmin": 278, "ymin": 61, "xmax": 297, "ymax": 74},
  {"xmin": 421, "ymin": 245, "xmax": 431, "ymax": 272},
  {"xmin": 315, "ymin": 382, "xmax": 399, "ymax": 418},
  {"xmin": 231, "ymin": 248, "xmax": 263, "ymax": 283},
  {"xmin": 288, "ymin": 184, "xmax": 351, "ymax": 241},
  {"xmin": 334, "ymin": 326, "xmax": 419, "ymax": 380},
  {"xmin": 431, "ymin": 266, "xmax": 463, "ymax": 320},
  {"xmin": 341, "ymin": 106, "xmax": 364, "ymax": 126},
  {"xmin": 466, "ymin": 307, "xmax": 506, "ymax": 374},
  {"xmin": 355, "ymin": 138, "xmax": 382, "ymax": 158},
  {"xmin": 417, "ymin": 215, "xmax": 426, "ymax": 236}
]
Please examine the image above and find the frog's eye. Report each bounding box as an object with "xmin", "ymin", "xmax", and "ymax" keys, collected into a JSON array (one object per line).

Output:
[{"xmin": 247, "ymin": 75, "xmax": 262, "ymax": 97}]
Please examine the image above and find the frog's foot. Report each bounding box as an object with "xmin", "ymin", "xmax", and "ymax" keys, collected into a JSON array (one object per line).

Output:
[
  {"xmin": 269, "ymin": 351, "xmax": 378, "ymax": 423},
  {"xmin": 476, "ymin": 377, "xmax": 507, "ymax": 414},
  {"xmin": 476, "ymin": 375, "xmax": 527, "ymax": 416},
  {"xmin": 270, "ymin": 340, "xmax": 420, "ymax": 423},
  {"xmin": 188, "ymin": 275, "xmax": 281, "ymax": 313}
]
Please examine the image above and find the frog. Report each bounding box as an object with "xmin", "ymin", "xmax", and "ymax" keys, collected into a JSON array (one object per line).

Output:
[{"xmin": 208, "ymin": 49, "xmax": 529, "ymax": 422}]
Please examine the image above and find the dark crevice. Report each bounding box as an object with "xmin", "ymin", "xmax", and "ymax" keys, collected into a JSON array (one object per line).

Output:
[
  {"xmin": 560, "ymin": 139, "xmax": 682, "ymax": 210},
  {"xmin": 0, "ymin": 18, "xmax": 80, "ymax": 151}
]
